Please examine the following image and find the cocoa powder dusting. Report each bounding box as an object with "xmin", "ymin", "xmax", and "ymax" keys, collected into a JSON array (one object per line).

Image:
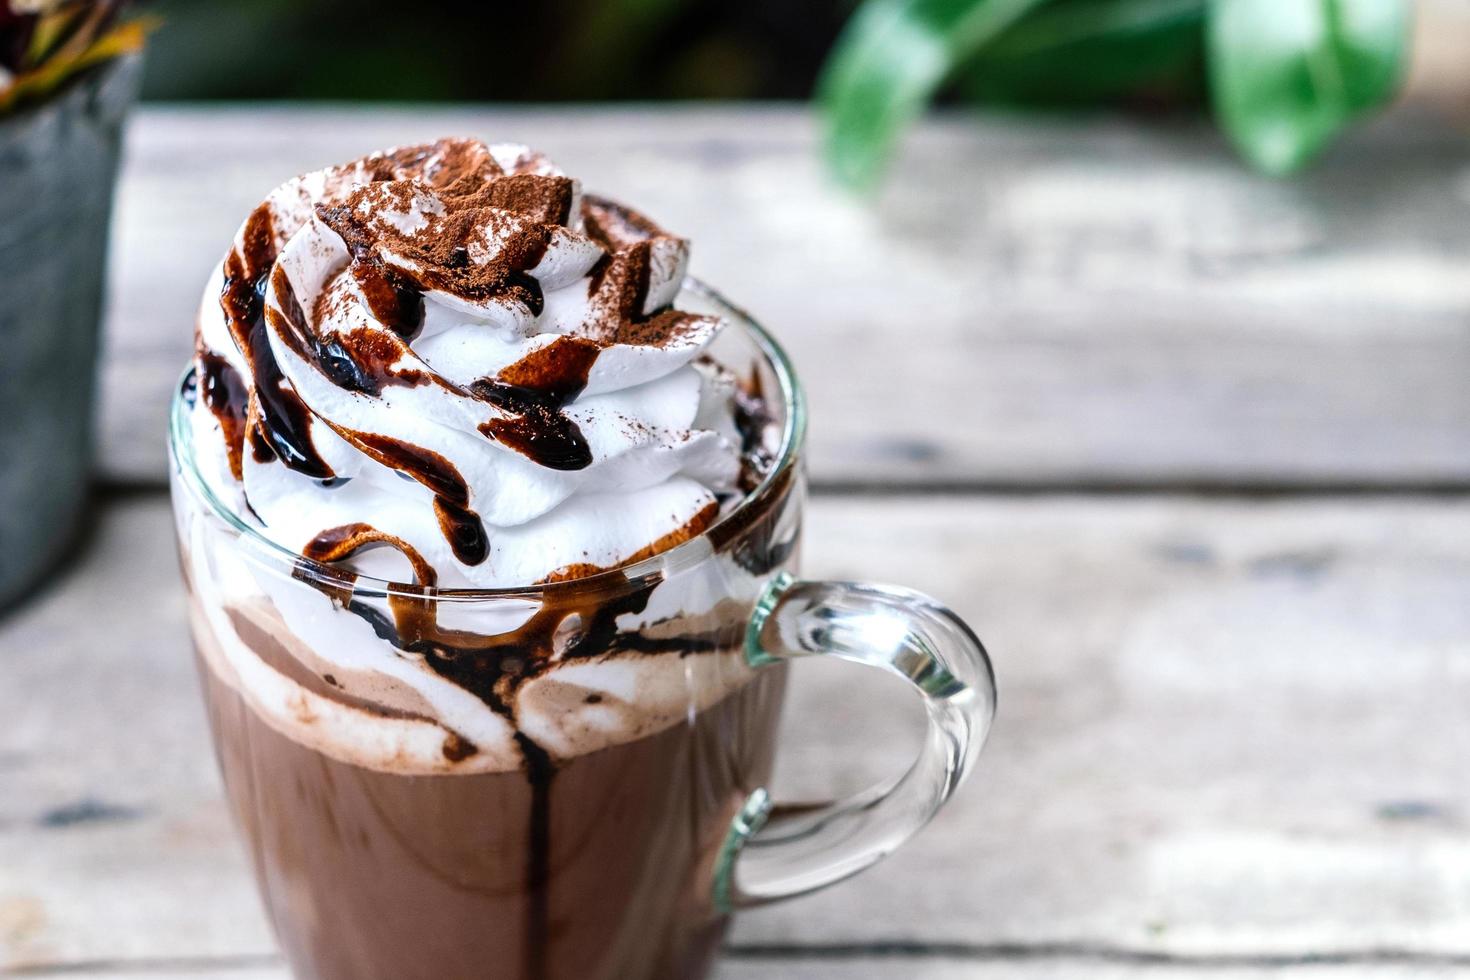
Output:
[
  {"xmin": 316, "ymin": 179, "xmax": 562, "ymax": 314},
  {"xmin": 581, "ymin": 194, "xmax": 665, "ymax": 250},
  {"xmin": 483, "ymin": 173, "xmax": 576, "ymax": 225},
  {"xmin": 611, "ymin": 309, "xmax": 711, "ymax": 349},
  {"xmin": 367, "ymin": 139, "xmax": 501, "ymax": 188}
]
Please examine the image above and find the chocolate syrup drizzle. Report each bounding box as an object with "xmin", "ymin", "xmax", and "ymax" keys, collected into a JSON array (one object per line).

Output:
[
  {"xmin": 309, "ymin": 179, "xmax": 609, "ymax": 478},
  {"xmin": 471, "ymin": 393, "xmax": 591, "ymax": 471},
  {"xmin": 464, "ymin": 334, "xmax": 599, "ymax": 472},
  {"xmin": 219, "ymin": 206, "xmax": 335, "ymax": 480},
  {"xmin": 733, "ymin": 368, "xmax": 778, "ymax": 496},
  {"xmin": 247, "ymin": 258, "xmax": 493, "ymax": 566},
  {"xmin": 290, "ymin": 463, "xmax": 790, "ymax": 746},
  {"xmin": 197, "ymin": 350, "xmax": 248, "ymax": 480},
  {"xmin": 347, "ymin": 258, "xmax": 425, "ymax": 341}
]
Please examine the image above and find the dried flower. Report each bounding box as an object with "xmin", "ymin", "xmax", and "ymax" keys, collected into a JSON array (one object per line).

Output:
[
  {"xmin": 0, "ymin": 1, "xmax": 151, "ymax": 115},
  {"xmin": 11, "ymin": 0, "xmax": 68, "ymax": 15}
]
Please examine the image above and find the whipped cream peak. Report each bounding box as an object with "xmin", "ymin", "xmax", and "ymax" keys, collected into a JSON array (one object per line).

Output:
[{"xmin": 191, "ymin": 138, "xmax": 758, "ymax": 590}]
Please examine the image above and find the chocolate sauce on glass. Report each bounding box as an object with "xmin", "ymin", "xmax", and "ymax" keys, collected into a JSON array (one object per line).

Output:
[{"xmin": 733, "ymin": 372, "xmax": 778, "ymax": 495}]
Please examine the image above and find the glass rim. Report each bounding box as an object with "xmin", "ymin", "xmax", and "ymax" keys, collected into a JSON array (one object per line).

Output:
[{"xmin": 169, "ymin": 278, "xmax": 806, "ymax": 601}]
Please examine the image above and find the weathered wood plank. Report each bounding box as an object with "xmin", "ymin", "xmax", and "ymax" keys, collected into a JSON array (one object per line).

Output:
[
  {"xmin": 13, "ymin": 958, "xmax": 1470, "ymax": 980},
  {"xmin": 3, "ymin": 493, "xmax": 1470, "ymax": 971},
  {"xmin": 5, "ymin": 969, "xmax": 284, "ymax": 980},
  {"xmin": 99, "ymin": 106, "xmax": 1470, "ymax": 488}
]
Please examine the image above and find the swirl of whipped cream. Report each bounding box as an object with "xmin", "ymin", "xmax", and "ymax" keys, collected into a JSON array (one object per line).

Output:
[{"xmin": 192, "ymin": 138, "xmax": 744, "ymax": 588}]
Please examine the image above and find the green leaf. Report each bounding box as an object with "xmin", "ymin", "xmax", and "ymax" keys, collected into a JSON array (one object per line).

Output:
[
  {"xmin": 818, "ymin": 0, "xmax": 1052, "ymax": 189},
  {"xmin": 1207, "ymin": 0, "xmax": 1409, "ymax": 175},
  {"xmin": 961, "ymin": 0, "xmax": 1206, "ymax": 107}
]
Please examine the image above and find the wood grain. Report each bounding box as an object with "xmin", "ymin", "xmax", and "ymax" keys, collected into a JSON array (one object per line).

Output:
[
  {"xmin": 3, "ymin": 494, "xmax": 1468, "ymax": 971},
  {"xmin": 10, "ymin": 958, "xmax": 1469, "ymax": 980},
  {"xmin": 99, "ymin": 106, "xmax": 1470, "ymax": 489}
]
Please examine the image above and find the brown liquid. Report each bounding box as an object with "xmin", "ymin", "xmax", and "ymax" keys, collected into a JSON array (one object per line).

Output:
[{"xmin": 196, "ymin": 648, "xmax": 786, "ymax": 980}]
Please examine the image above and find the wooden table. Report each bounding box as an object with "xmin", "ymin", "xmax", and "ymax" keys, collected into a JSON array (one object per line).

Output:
[{"xmin": 3, "ymin": 105, "xmax": 1469, "ymax": 979}]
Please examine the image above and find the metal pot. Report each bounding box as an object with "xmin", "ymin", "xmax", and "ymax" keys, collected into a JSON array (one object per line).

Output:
[{"xmin": 0, "ymin": 54, "xmax": 141, "ymax": 611}]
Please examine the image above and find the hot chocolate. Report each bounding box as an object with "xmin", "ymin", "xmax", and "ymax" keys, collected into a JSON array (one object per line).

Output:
[
  {"xmin": 193, "ymin": 603, "xmax": 787, "ymax": 980},
  {"xmin": 172, "ymin": 138, "xmax": 800, "ymax": 980}
]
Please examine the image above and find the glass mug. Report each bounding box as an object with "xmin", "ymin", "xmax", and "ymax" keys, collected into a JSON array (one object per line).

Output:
[{"xmin": 169, "ymin": 282, "xmax": 997, "ymax": 980}]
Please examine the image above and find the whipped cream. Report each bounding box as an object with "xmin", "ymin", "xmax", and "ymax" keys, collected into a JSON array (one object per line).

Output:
[
  {"xmin": 191, "ymin": 138, "xmax": 744, "ymax": 589},
  {"xmin": 180, "ymin": 138, "xmax": 796, "ymax": 774}
]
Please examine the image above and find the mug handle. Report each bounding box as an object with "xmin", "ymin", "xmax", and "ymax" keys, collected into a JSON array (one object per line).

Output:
[{"xmin": 713, "ymin": 572, "xmax": 998, "ymax": 911}]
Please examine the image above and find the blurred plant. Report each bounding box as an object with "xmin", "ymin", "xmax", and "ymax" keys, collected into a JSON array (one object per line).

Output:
[
  {"xmin": 0, "ymin": 0, "xmax": 150, "ymax": 114},
  {"xmin": 819, "ymin": 0, "xmax": 1410, "ymax": 187},
  {"xmin": 138, "ymin": 0, "xmax": 850, "ymax": 102}
]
